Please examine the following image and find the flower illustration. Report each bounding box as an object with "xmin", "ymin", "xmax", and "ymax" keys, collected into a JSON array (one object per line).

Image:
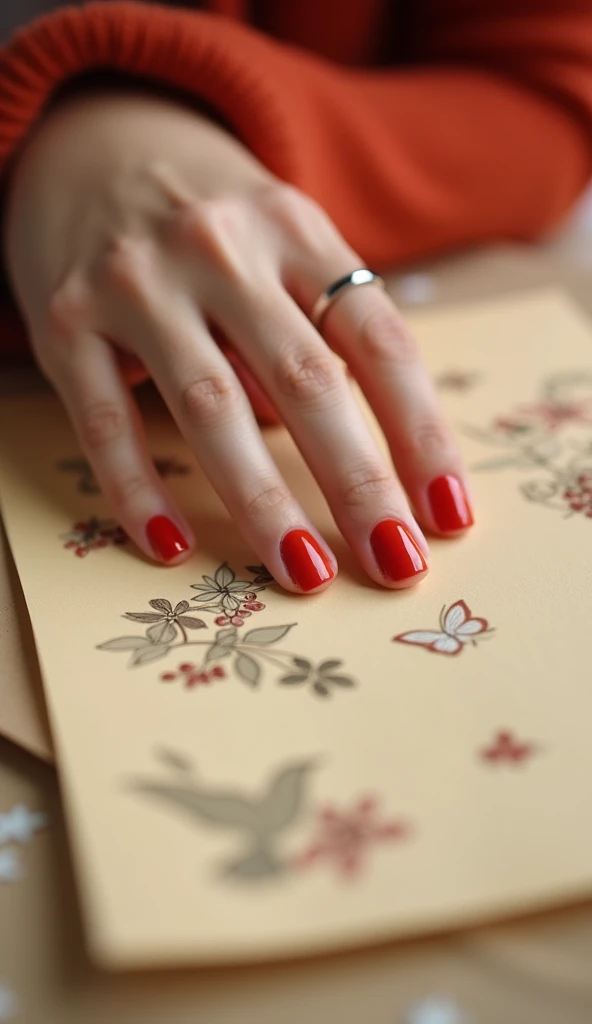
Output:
[
  {"xmin": 464, "ymin": 372, "xmax": 592, "ymax": 522},
  {"xmin": 124, "ymin": 599, "xmax": 206, "ymax": 642},
  {"xmin": 480, "ymin": 730, "xmax": 537, "ymax": 765},
  {"xmin": 62, "ymin": 517, "xmax": 127, "ymax": 556},
  {"xmin": 191, "ymin": 563, "xmax": 266, "ymax": 618},
  {"xmin": 98, "ymin": 562, "xmax": 357, "ymax": 697},
  {"xmin": 296, "ymin": 796, "xmax": 410, "ymax": 877},
  {"xmin": 279, "ymin": 658, "xmax": 355, "ymax": 697}
]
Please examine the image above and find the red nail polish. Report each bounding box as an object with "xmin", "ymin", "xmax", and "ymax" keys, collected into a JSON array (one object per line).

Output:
[
  {"xmin": 280, "ymin": 529, "xmax": 335, "ymax": 591},
  {"xmin": 427, "ymin": 475, "xmax": 474, "ymax": 533},
  {"xmin": 146, "ymin": 516, "xmax": 189, "ymax": 562},
  {"xmin": 370, "ymin": 519, "xmax": 428, "ymax": 582}
]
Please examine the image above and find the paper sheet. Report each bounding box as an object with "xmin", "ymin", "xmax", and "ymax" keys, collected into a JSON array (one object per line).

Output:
[{"xmin": 1, "ymin": 289, "xmax": 592, "ymax": 968}]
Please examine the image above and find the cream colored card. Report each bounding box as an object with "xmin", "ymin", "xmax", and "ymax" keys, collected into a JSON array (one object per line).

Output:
[{"xmin": 1, "ymin": 289, "xmax": 592, "ymax": 969}]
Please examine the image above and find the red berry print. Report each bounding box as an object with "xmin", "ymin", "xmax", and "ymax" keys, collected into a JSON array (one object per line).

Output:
[
  {"xmin": 160, "ymin": 672, "xmax": 177, "ymax": 682},
  {"xmin": 179, "ymin": 663, "xmax": 195, "ymax": 673},
  {"xmin": 62, "ymin": 516, "xmax": 128, "ymax": 557}
]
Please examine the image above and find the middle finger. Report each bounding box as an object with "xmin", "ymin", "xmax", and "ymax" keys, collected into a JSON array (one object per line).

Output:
[{"xmin": 216, "ymin": 283, "xmax": 429, "ymax": 588}]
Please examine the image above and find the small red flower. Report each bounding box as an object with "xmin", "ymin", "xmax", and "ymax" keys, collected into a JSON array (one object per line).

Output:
[
  {"xmin": 62, "ymin": 517, "xmax": 128, "ymax": 556},
  {"xmin": 295, "ymin": 796, "xmax": 410, "ymax": 877},
  {"xmin": 481, "ymin": 730, "xmax": 537, "ymax": 765}
]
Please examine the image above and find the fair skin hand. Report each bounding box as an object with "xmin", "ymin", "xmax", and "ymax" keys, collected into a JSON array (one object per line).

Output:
[{"xmin": 4, "ymin": 89, "xmax": 473, "ymax": 593}]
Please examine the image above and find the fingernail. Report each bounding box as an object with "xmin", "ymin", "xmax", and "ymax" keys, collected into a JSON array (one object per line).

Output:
[
  {"xmin": 146, "ymin": 515, "xmax": 190, "ymax": 562},
  {"xmin": 280, "ymin": 529, "xmax": 335, "ymax": 591},
  {"xmin": 370, "ymin": 519, "xmax": 428, "ymax": 582},
  {"xmin": 427, "ymin": 475, "xmax": 474, "ymax": 533}
]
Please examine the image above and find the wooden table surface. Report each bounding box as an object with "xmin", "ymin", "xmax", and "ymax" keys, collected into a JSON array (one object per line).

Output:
[{"xmin": 1, "ymin": 242, "xmax": 592, "ymax": 1024}]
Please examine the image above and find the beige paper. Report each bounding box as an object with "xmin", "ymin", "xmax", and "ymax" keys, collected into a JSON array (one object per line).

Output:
[
  {"xmin": 1, "ymin": 289, "xmax": 592, "ymax": 968},
  {"xmin": 0, "ymin": 523, "xmax": 53, "ymax": 761}
]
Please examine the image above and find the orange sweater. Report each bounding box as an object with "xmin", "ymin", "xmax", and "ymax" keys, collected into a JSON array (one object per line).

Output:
[{"xmin": 1, "ymin": 0, "xmax": 592, "ymax": 354}]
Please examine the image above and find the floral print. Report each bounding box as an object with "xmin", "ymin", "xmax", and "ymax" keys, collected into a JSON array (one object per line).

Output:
[
  {"xmin": 98, "ymin": 562, "xmax": 357, "ymax": 698},
  {"xmin": 295, "ymin": 795, "xmax": 410, "ymax": 878},
  {"xmin": 464, "ymin": 371, "xmax": 592, "ymax": 520},
  {"xmin": 62, "ymin": 517, "xmax": 127, "ymax": 557}
]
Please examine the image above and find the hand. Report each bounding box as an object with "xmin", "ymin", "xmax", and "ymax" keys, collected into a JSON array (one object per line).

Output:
[{"xmin": 4, "ymin": 90, "xmax": 473, "ymax": 592}]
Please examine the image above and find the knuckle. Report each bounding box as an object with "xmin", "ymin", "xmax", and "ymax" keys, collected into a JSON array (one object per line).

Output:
[
  {"xmin": 340, "ymin": 465, "xmax": 394, "ymax": 509},
  {"xmin": 101, "ymin": 235, "xmax": 152, "ymax": 297},
  {"xmin": 180, "ymin": 373, "xmax": 239, "ymax": 428},
  {"xmin": 110, "ymin": 472, "xmax": 153, "ymax": 508},
  {"xmin": 275, "ymin": 349, "xmax": 343, "ymax": 405},
  {"xmin": 78, "ymin": 402, "xmax": 127, "ymax": 451},
  {"xmin": 243, "ymin": 481, "xmax": 292, "ymax": 520},
  {"xmin": 172, "ymin": 198, "xmax": 250, "ymax": 282},
  {"xmin": 263, "ymin": 184, "xmax": 336, "ymax": 251},
  {"xmin": 358, "ymin": 306, "xmax": 418, "ymax": 365},
  {"xmin": 404, "ymin": 418, "xmax": 452, "ymax": 461},
  {"xmin": 47, "ymin": 275, "xmax": 91, "ymax": 337}
]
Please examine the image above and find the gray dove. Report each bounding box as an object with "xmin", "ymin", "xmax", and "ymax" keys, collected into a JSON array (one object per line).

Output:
[{"xmin": 130, "ymin": 758, "xmax": 317, "ymax": 880}]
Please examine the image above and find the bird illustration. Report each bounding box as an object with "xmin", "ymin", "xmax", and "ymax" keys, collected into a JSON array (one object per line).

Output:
[{"xmin": 130, "ymin": 756, "xmax": 318, "ymax": 880}]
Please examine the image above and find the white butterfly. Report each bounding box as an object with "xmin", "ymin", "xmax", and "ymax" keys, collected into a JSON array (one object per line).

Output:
[{"xmin": 393, "ymin": 599, "xmax": 493, "ymax": 657}]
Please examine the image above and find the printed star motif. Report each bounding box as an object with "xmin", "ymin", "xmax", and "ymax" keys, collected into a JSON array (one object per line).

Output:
[
  {"xmin": 0, "ymin": 805, "xmax": 48, "ymax": 846},
  {"xmin": 0, "ymin": 849, "xmax": 23, "ymax": 883},
  {"xmin": 405, "ymin": 996, "xmax": 466, "ymax": 1024},
  {"xmin": 480, "ymin": 730, "xmax": 537, "ymax": 765},
  {"xmin": 0, "ymin": 984, "xmax": 18, "ymax": 1021}
]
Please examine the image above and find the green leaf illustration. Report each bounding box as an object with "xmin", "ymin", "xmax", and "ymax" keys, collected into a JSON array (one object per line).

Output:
[
  {"xmin": 292, "ymin": 656, "xmax": 311, "ymax": 671},
  {"xmin": 123, "ymin": 611, "xmax": 164, "ymax": 623},
  {"xmin": 97, "ymin": 637, "xmax": 151, "ymax": 652},
  {"xmin": 278, "ymin": 673, "xmax": 309, "ymax": 685},
  {"xmin": 131, "ymin": 644, "xmax": 171, "ymax": 666},
  {"xmin": 243, "ymin": 624, "xmax": 295, "ymax": 645},
  {"xmin": 313, "ymin": 681, "xmax": 330, "ymax": 698},
  {"xmin": 324, "ymin": 675, "xmax": 355, "ymax": 687},
  {"xmin": 234, "ymin": 653, "xmax": 261, "ymax": 687},
  {"xmin": 215, "ymin": 563, "xmax": 235, "ymax": 588},
  {"xmin": 147, "ymin": 621, "xmax": 177, "ymax": 645},
  {"xmin": 319, "ymin": 659, "xmax": 342, "ymax": 673}
]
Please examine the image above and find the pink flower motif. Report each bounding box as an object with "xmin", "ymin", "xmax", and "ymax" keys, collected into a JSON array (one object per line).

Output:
[
  {"xmin": 516, "ymin": 399, "xmax": 592, "ymax": 432},
  {"xmin": 214, "ymin": 614, "xmax": 248, "ymax": 627},
  {"xmin": 480, "ymin": 730, "xmax": 537, "ymax": 765},
  {"xmin": 295, "ymin": 796, "xmax": 410, "ymax": 877},
  {"xmin": 62, "ymin": 517, "xmax": 127, "ymax": 556}
]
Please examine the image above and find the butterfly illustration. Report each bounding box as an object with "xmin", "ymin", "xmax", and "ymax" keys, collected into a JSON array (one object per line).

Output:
[{"xmin": 393, "ymin": 599, "xmax": 493, "ymax": 656}]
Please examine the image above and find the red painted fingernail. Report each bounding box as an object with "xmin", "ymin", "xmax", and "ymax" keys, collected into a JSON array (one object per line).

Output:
[
  {"xmin": 280, "ymin": 529, "xmax": 335, "ymax": 591},
  {"xmin": 370, "ymin": 519, "xmax": 428, "ymax": 582},
  {"xmin": 146, "ymin": 516, "xmax": 189, "ymax": 562},
  {"xmin": 427, "ymin": 475, "xmax": 474, "ymax": 533}
]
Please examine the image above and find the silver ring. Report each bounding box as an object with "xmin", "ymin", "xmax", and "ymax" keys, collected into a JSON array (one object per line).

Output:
[{"xmin": 310, "ymin": 269, "xmax": 384, "ymax": 330}]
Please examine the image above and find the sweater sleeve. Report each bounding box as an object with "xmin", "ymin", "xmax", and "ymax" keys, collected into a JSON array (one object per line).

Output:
[{"xmin": 1, "ymin": 0, "xmax": 591, "ymax": 353}]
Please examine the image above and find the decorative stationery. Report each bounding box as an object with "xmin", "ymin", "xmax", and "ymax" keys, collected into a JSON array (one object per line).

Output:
[{"xmin": 0, "ymin": 289, "xmax": 591, "ymax": 968}]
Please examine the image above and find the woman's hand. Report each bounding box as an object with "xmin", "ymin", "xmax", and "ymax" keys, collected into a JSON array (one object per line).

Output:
[{"xmin": 4, "ymin": 90, "xmax": 472, "ymax": 592}]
